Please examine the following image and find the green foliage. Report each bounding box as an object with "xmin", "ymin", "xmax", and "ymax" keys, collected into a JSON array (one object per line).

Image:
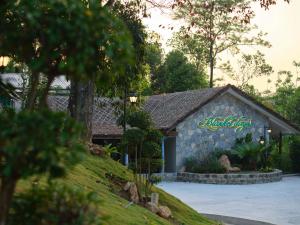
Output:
[
  {"xmin": 149, "ymin": 174, "xmax": 162, "ymax": 185},
  {"xmin": 0, "ymin": 109, "xmax": 85, "ymax": 179},
  {"xmin": 99, "ymin": 1, "xmax": 147, "ymax": 97},
  {"xmin": 103, "ymin": 144, "xmax": 119, "ymax": 157},
  {"xmin": 9, "ymin": 183, "xmax": 102, "ymax": 225},
  {"xmin": 235, "ymin": 132, "xmax": 253, "ymax": 145},
  {"xmin": 231, "ymin": 143, "xmax": 263, "ymax": 170},
  {"xmin": 17, "ymin": 154, "xmax": 215, "ymax": 225},
  {"xmin": 270, "ymin": 137, "xmax": 293, "ymax": 172},
  {"xmin": 184, "ymin": 152, "xmax": 226, "ymax": 174},
  {"xmin": 289, "ymin": 136, "xmax": 300, "ymax": 172},
  {"xmin": 127, "ymin": 110, "xmax": 153, "ymax": 130},
  {"xmin": 145, "ymin": 32, "xmax": 163, "ymax": 74},
  {"xmin": 120, "ymin": 110, "xmax": 162, "ymax": 197},
  {"xmin": 152, "ymin": 50, "xmax": 208, "ymax": 93},
  {"xmin": 173, "ymin": 0, "xmax": 270, "ymax": 87},
  {"xmin": 0, "ymin": 109, "xmax": 85, "ymax": 224},
  {"xmin": 143, "ymin": 142, "xmax": 161, "ymax": 159},
  {"xmin": 1, "ymin": 0, "xmax": 133, "ymax": 79},
  {"xmin": 0, "ymin": 0, "xmax": 134, "ymax": 107},
  {"xmin": 270, "ymin": 68, "xmax": 299, "ymax": 125},
  {"xmin": 220, "ymin": 51, "xmax": 273, "ymax": 93},
  {"xmin": 123, "ymin": 128, "xmax": 145, "ymax": 146}
]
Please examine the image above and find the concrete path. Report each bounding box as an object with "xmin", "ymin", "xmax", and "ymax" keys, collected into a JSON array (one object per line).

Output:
[{"xmin": 157, "ymin": 176, "xmax": 300, "ymax": 225}]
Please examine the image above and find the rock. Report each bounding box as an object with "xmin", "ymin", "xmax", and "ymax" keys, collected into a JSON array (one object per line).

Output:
[
  {"xmin": 219, "ymin": 154, "xmax": 231, "ymax": 169},
  {"xmin": 146, "ymin": 202, "xmax": 159, "ymax": 214},
  {"xmin": 123, "ymin": 182, "xmax": 131, "ymax": 191},
  {"xmin": 128, "ymin": 183, "xmax": 139, "ymax": 203},
  {"xmin": 218, "ymin": 154, "xmax": 240, "ymax": 173},
  {"xmin": 123, "ymin": 182, "xmax": 139, "ymax": 203},
  {"xmin": 158, "ymin": 206, "xmax": 172, "ymax": 219},
  {"xmin": 88, "ymin": 143, "xmax": 104, "ymax": 156},
  {"xmin": 229, "ymin": 166, "xmax": 241, "ymax": 173},
  {"xmin": 179, "ymin": 166, "xmax": 186, "ymax": 173}
]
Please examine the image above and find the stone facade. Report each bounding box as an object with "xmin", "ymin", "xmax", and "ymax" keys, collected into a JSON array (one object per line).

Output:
[{"xmin": 176, "ymin": 93, "xmax": 269, "ymax": 170}]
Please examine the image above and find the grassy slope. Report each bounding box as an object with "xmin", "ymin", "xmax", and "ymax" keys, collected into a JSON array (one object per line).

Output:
[{"xmin": 17, "ymin": 154, "xmax": 218, "ymax": 225}]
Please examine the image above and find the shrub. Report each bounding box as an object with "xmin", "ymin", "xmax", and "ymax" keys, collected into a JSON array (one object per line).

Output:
[
  {"xmin": 0, "ymin": 109, "xmax": 85, "ymax": 224},
  {"xmin": 231, "ymin": 143, "xmax": 262, "ymax": 170},
  {"xmin": 8, "ymin": 183, "xmax": 103, "ymax": 225},
  {"xmin": 289, "ymin": 136, "xmax": 300, "ymax": 172},
  {"xmin": 270, "ymin": 149, "xmax": 292, "ymax": 172},
  {"xmin": 184, "ymin": 153, "xmax": 226, "ymax": 174},
  {"xmin": 103, "ymin": 144, "xmax": 119, "ymax": 157}
]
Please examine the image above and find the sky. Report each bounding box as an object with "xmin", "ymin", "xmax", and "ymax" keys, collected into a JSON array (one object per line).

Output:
[{"xmin": 143, "ymin": 0, "xmax": 300, "ymax": 92}]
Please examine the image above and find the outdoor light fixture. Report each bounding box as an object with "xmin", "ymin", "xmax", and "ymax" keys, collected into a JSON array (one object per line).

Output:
[
  {"xmin": 267, "ymin": 128, "xmax": 272, "ymax": 133},
  {"xmin": 259, "ymin": 136, "xmax": 265, "ymax": 145},
  {"xmin": 0, "ymin": 56, "xmax": 10, "ymax": 72},
  {"xmin": 129, "ymin": 93, "xmax": 137, "ymax": 103}
]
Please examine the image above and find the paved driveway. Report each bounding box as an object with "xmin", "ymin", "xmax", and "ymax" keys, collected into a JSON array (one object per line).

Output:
[{"xmin": 157, "ymin": 176, "xmax": 300, "ymax": 225}]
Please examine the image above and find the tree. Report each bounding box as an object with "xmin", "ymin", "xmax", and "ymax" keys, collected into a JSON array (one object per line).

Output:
[
  {"xmin": 220, "ymin": 51, "xmax": 273, "ymax": 92},
  {"xmin": 145, "ymin": 32, "xmax": 164, "ymax": 76},
  {"xmin": 173, "ymin": 0, "xmax": 270, "ymax": 88},
  {"xmin": 0, "ymin": 110, "xmax": 85, "ymax": 225},
  {"xmin": 0, "ymin": 0, "xmax": 134, "ymax": 140},
  {"xmin": 152, "ymin": 50, "xmax": 208, "ymax": 93},
  {"xmin": 120, "ymin": 109, "xmax": 162, "ymax": 197},
  {"xmin": 271, "ymin": 69, "xmax": 299, "ymax": 123},
  {"xmin": 170, "ymin": 27, "xmax": 208, "ymax": 72}
]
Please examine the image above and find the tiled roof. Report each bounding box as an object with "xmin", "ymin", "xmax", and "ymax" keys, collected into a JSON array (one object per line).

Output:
[
  {"xmin": 143, "ymin": 86, "xmax": 226, "ymax": 130},
  {"xmin": 48, "ymin": 95, "xmax": 123, "ymax": 137},
  {"xmin": 48, "ymin": 85, "xmax": 300, "ymax": 137},
  {"xmin": 47, "ymin": 86, "xmax": 227, "ymax": 137}
]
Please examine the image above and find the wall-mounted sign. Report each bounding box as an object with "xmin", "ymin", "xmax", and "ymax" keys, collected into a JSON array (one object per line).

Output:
[{"xmin": 198, "ymin": 116, "xmax": 253, "ymax": 131}]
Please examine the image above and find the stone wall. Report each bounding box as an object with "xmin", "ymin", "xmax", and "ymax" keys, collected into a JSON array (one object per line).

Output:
[
  {"xmin": 176, "ymin": 170, "xmax": 282, "ymax": 184},
  {"xmin": 176, "ymin": 93, "xmax": 269, "ymax": 171}
]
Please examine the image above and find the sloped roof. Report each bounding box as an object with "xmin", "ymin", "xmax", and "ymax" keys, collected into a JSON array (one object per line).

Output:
[
  {"xmin": 143, "ymin": 86, "xmax": 226, "ymax": 130},
  {"xmin": 48, "ymin": 95, "xmax": 122, "ymax": 137},
  {"xmin": 48, "ymin": 84, "xmax": 300, "ymax": 137}
]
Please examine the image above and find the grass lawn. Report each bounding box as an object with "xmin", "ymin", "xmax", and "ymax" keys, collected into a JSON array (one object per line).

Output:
[{"xmin": 17, "ymin": 154, "xmax": 219, "ymax": 225}]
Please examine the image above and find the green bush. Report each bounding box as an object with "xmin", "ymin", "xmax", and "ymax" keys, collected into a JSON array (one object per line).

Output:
[
  {"xmin": 270, "ymin": 149, "xmax": 292, "ymax": 172},
  {"xmin": 231, "ymin": 143, "xmax": 263, "ymax": 170},
  {"xmin": 0, "ymin": 109, "xmax": 85, "ymax": 224},
  {"xmin": 290, "ymin": 136, "xmax": 300, "ymax": 172},
  {"xmin": 184, "ymin": 153, "xmax": 226, "ymax": 174},
  {"xmin": 8, "ymin": 184, "xmax": 103, "ymax": 225}
]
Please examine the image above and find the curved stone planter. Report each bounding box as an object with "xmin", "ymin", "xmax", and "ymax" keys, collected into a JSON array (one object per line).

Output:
[{"xmin": 176, "ymin": 169, "xmax": 282, "ymax": 184}]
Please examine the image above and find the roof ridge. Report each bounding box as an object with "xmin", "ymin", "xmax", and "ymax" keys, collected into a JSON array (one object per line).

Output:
[{"xmin": 148, "ymin": 85, "xmax": 228, "ymax": 98}]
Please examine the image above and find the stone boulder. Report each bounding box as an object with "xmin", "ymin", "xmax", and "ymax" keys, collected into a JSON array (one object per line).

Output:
[
  {"xmin": 218, "ymin": 154, "xmax": 240, "ymax": 173},
  {"xmin": 146, "ymin": 202, "xmax": 159, "ymax": 214},
  {"xmin": 158, "ymin": 206, "xmax": 172, "ymax": 219},
  {"xmin": 88, "ymin": 143, "xmax": 104, "ymax": 156},
  {"xmin": 123, "ymin": 182, "xmax": 139, "ymax": 203}
]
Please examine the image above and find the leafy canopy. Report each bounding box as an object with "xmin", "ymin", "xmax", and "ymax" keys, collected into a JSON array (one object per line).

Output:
[
  {"xmin": 153, "ymin": 50, "xmax": 208, "ymax": 93},
  {"xmin": 0, "ymin": 109, "xmax": 85, "ymax": 179}
]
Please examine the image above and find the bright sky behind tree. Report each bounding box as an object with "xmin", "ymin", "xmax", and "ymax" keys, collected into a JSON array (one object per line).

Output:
[{"xmin": 143, "ymin": 0, "xmax": 300, "ymax": 92}]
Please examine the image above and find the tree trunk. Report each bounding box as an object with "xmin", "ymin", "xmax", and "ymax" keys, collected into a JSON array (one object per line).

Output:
[
  {"xmin": 209, "ymin": 40, "xmax": 214, "ymax": 88},
  {"xmin": 135, "ymin": 145, "xmax": 138, "ymax": 172},
  {"xmin": 0, "ymin": 178, "xmax": 17, "ymax": 225},
  {"xmin": 69, "ymin": 79, "xmax": 94, "ymax": 142},
  {"xmin": 25, "ymin": 72, "xmax": 39, "ymax": 110},
  {"xmin": 39, "ymin": 75, "xmax": 55, "ymax": 108}
]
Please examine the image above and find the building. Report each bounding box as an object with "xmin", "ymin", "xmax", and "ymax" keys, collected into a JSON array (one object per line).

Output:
[
  {"xmin": 0, "ymin": 73, "xmax": 69, "ymax": 110},
  {"xmin": 49, "ymin": 84, "xmax": 299, "ymax": 172}
]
